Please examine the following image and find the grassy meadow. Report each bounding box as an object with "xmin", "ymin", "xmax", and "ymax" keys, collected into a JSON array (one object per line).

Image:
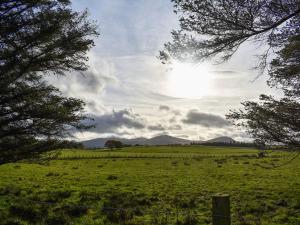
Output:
[{"xmin": 0, "ymin": 146, "xmax": 299, "ymax": 225}]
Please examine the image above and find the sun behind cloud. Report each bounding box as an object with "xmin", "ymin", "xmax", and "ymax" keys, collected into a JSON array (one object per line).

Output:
[{"xmin": 166, "ymin": 61, "xmax": 213, "ymax": 99}]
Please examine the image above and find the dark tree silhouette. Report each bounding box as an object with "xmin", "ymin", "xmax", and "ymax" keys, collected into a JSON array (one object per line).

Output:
[
  {"xmin": 162, "ymin": 0, "xmax": 300, "ymax": 147},
  {"xmin": 0, "ymin": 0, "xmax": 99, "ymax": 164},
  {"xmin": 160, "ymin": 0, "xmax": 300, "ymax": 68},
  {"xmin": 104, "ymin": 140, "xmax": 123, "ymax": 150},
  {"xmin": 227, "ymin": 36, "xmax": 300, "ymax": 147}
]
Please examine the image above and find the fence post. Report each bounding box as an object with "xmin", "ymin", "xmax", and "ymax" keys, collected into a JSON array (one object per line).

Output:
[{"xmin": 212, "ymin": 194, "xmax": 231, "ymax": 225}]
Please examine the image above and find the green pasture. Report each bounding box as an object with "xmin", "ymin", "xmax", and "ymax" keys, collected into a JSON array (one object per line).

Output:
[
  {"xmin": 0, "ymin": 146, "xmax": 299, "ymax": 225},
  {"xmin": 58, "ymin": 146, "xmax": 261, "ymax": 159}
]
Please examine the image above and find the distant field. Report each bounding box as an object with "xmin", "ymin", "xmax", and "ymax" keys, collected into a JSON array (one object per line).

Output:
[
  {"xmin": 59, "ymin": 146, "xmax": 261, "ymax": 159},
  {"xmin": 0, "ymin": 145, "xmax": 299, "ymax": 225}
]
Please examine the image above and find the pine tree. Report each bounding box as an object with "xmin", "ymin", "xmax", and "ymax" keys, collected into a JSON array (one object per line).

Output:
[
  {"xmin": 0, "ymin": 0, "xmax": 99, "ymax": 164},
  {"xmin": 161, "ymin": 0, "xmax": 300, "ymax": 147}
]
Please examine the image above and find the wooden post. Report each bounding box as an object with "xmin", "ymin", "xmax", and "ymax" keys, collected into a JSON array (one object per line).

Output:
[{"xmin": 212, "ymin": 194, "xmax": 231, "ymax": 225}]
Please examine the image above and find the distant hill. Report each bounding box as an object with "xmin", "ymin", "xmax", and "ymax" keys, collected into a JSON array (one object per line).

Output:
[
  {"xmin": 81, "ymin": 135, "xmax": 236, "ymax": 148},
  {"xmin": 81, "ymin": 137, "xmax": 145, "ymax": 148},
  {"xmin": 81, "ymin": 135, "xmax": 191, "ymax": 148},
  {"xmin": 147, "ymin": 135, "xmax": 191, "ymax": 145},
  {"xmin": 205, "ymin": 136, "xmax": 236, "ymax": 144}
]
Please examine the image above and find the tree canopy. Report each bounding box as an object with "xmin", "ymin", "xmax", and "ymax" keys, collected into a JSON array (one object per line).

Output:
[
  {"xmin": 227, "ymin": 35, "xmax": 300, "ymax": 147},
  {"xmin": 160, "ymin": 0, "xmax": 300, "ymax": 66},
  {"xmin": 162, "ymin": 0, "xmax": 300, "ymax": 147},
  {"xmin": 104, "ymin": 140, "xmax": 123, "ymax": 150},
  {"xmin": 0, "ymin": 0, "xmax": 99, "ymax": 164}
]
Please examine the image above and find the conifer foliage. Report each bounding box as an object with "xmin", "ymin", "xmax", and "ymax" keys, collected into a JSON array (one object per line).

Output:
[{"xmin": 0, "ymin": 0, "xmax": 99, "ymax": 164}]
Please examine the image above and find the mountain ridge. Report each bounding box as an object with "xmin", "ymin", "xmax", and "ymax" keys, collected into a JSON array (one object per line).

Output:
[
  {"xmin": 204, "ymin": 136, "xmax": 236, "ymax": 144},
  {"xmin": 81, "ymin": 135, "xmax": 235, "ymax": 148}
]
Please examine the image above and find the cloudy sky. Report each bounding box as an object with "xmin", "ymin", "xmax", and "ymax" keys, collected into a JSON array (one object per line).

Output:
[{"xmin": 49, "ymin": 0, "xmax": 280, "ymax": 141}]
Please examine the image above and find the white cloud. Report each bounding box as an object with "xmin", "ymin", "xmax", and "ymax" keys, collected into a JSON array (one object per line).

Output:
[
  {"xmin": 182, "ymin": 110, "xmax": 231, "ymax": 128},
  {"xmin": 85, "ymin": 109, "xmax": 146, "ymax": 133},
  {"xmin": 47, "ymin": 54, "xmax": 118, "ymax": 113},
  {"xmin": 64, "ymin": 0, "xmax": 280, "ymax": 142}
]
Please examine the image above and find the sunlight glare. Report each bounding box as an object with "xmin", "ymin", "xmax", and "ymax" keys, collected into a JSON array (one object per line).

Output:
[{"xmin": 166, "ymin": 61, "xmax": 212, "ymax": 99}]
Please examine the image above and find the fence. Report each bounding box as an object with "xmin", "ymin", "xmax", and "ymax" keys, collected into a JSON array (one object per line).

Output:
[{"xmin": 57, "ymin": 152, "xmax": 261, "ymax": 160}]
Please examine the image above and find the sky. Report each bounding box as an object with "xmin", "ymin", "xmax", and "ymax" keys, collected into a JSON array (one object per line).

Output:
[{"xmin": 49, "ymin": 0, "xmax": 280, "ymax": 142}]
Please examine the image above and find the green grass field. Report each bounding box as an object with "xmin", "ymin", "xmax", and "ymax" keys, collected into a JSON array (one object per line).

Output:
[{"xmin": 0, "ymin": 146, "xmax": 299, "ymax": 225}]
